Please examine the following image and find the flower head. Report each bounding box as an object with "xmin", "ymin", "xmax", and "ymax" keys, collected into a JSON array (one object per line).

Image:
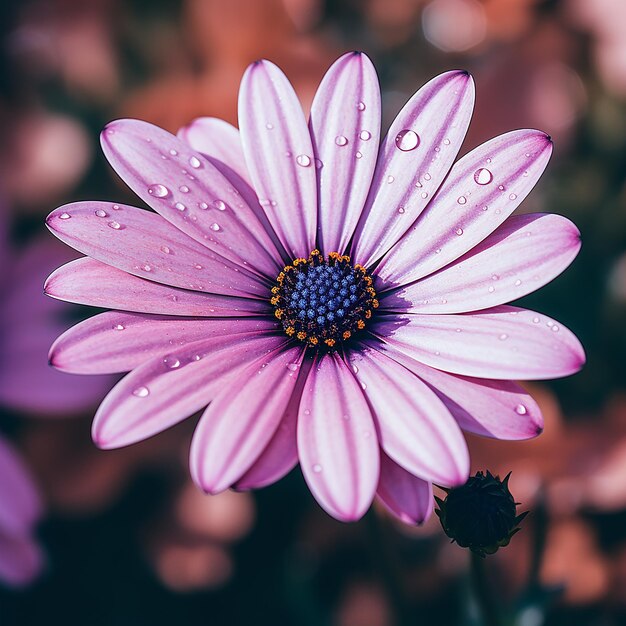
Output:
[
  {"xmin": 46, "ymin": 52, "xmax": 584, "ymax": 523},
  {"xmin": 435, "ymin": 470, "xmax": 527, "ymax": 557}
]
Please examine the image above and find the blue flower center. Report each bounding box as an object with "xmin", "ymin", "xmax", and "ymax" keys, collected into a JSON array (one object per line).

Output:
[{"xmin": 271, "ymin": 250, "xmax": 378, "ymax": 347}]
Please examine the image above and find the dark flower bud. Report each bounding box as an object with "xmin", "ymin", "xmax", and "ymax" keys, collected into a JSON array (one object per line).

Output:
[{"xmin": 435, "ymin": 470, "xmax": 527, "ymax": 558}]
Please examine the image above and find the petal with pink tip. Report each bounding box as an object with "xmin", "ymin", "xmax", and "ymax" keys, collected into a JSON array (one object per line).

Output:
[
  {"xmin": 92, "ymin": 333, "xmax": 288, "ymax": 449},
  {"xmin": 350, "ymin": 347, "xmax": 468, "ymax": 486},
  {"xmin": 45, "ymin": 257, "xmax": 269, "ymax": 316},
  {"xmin": 298, "ymin": 352, "xmax": 379, "ymax": 522},
  {"xmin": 0, "ymin": 436, "xmax": 42, "ymax": 536},
  {"xmin": 372, "ymin": 306, "xmax": 585, "ymax": 380},
  {"xmin": 235, "ymin": 359, "xmax": 312, "ymax": 490},
  {"xmin": 0, "ymin": 533, "xmax": 44, "ymax": 587},
  {"xmin": 377, "ymin": 130, "xmax": 553, "ymax": 285},
  {"xmin": 46, "ymin": 202, "xmax": 266, "ymax": 298},
  {"xmin": 352, "ymin": 70, "xmax": 474, "ymax": 266},
  {"xmin": 309, "ymin": 52, "xmax": 381, "ymax": 254},
  {"xmin": 190, "ymin": 345, "xmax": 304, "ymax": 493},
  {"xmin": 50, "ymin": 312, "xmax": 278, "ymax": 374},
  {"xmin": 238, "ymin": 60, "xmax": 317, "ymax": 258},
  {"xmin": 101, "ymin": 119, "xmax": 282, "ymax": 278},
  {"xmin": 381, "ymin": 213, "xmax": 581, "ymax": 314},
  {"xmin": 375, "ymin": 342, "xmax": 543, "ymax": 439},
  {"xmin": 377, "ymin": 453, "xmax": 433, "ymax": 525}
]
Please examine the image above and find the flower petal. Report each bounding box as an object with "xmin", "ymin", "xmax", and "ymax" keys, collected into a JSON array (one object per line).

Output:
[
  {"xmin": 375, "ymin": 343, "xmax": 543, "ymax": 439},
  {"xmin": 46, "ymin": 202, "xmax": 266, "ymax": 298},
  {"xmin": 297, "ymin": 352, "xmax": 379, "ymax": 521},
  {"xmin": 0, "ymin": 533, "xmax": 44, "ymax": 587},
  {"xmin": 0, "ymin": 436, "xmax": 42, "ymax": 536},
  {"xmin": 349, "ymin": 346, "xmax": 468, "ymax": 486},
  {"xmin": 377, "ymin": 130, "xmax": 553, "ymax": 285},
  {"xmin": 45, "ymin": 257, "xmax": 269, "ymax": 316},
  {"xmin": 178, "ymin": 117, "xmax": 249, "ymax": 181},
  {"xmin": 377, "ymin": 453, "xmax": 433, "ymax": 525},
  {"xmin": 238, "ymin": 60, "xmax": 317, "ymax": 258},
  {"xmin": 50, "ymin": 312, "xmax": 278, "ymax": 374},
  {"xmin": 235, "ymin": 359, "xmax": 312, "ymax": 490},
  {"xmin": 92, "ymin": 333, "xmax": 288, "ymax": 448},
  {"xmin": 309, "ymin": 52, "xmax": 381, "ymax": 254},
  {"xmin": 101, "ymin": 119, "xmax": 282, "ymax": 278},
  {"xmin": 372, "ymin": 306, "xmax": 585, "ymax": 380},
  {"xmin": 190, "ymin": 345, "xmax": 304, "ymax": 493},
  {"xmin": 352, "ymin": 70, "xmax": 475, "ymax": 266},
  {"xmin": 381, "ymin": 213, "xmax": 581, "ymax": 314},
  {"xmin": 178, "ymin": 117, "xmax": 289, "ymax": 261}
]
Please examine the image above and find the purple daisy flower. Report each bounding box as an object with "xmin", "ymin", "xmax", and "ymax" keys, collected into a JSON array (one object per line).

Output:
[{"xmin": 45, "ymin": 52, "xmax": 584, "ymax": 523}]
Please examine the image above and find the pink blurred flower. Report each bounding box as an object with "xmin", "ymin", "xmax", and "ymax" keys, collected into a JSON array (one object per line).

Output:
[
  {"xmin": 46, "ymin": 52, "xmax": 584, "ymax": 523},
  {"xmin": 0, "ymin": 435, "xmax": 43, "ymax": 587},
  {"xmin": 0, "ymin": 211, "xmax": 112, "ymax": 415}
]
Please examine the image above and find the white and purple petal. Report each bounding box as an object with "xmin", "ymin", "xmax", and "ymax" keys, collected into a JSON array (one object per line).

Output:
[
  {"xmin": 298, "ymin": 352, "xmax": 379, "ymax": 521},
  {"xmin": 238, "ymin": 60, "xmax": 317, "ymax": 258},
  {"xmin": 309, "ymin": 52, "xmax": 381, "ymax": 254}
]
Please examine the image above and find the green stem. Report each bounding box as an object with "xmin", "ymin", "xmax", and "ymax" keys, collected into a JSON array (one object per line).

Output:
[
  {"xmin": 470, "ymin": 552, "xmax": 504, "ymax": 626},
  {"xmin": 364, "ymin": 510, "xmax": 412, "ymax": 626}
]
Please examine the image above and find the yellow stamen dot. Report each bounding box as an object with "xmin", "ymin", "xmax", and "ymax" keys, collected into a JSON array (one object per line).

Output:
[
  {"xmin": 372, "ymin": 299, "xmax": 379, "ymax": 308},
  {"xmin": 365, "ymin": 310, "xmax": 372, "ymax": 319},
  {"xmin": 297, "ymin": 331, "xmax": 307, "ymax": 341},
  {"xmin": 271, "ymin": 286, "xmax": 280, "ymax": 294},
  {"xmin": 285, "ymin": 326, "xmax": 295, "ymax": 336},
  {"xmin": 342, "ymin": 331, "xmax": 352, "ymax": 340},
  {"xmin": 270, "ymin": 296, "xmax": 280, "ymax": 306},
  {"xmin": 274, "ymin": 309, "xmax": 284, "ymax": 319},
  {"xmin": 324, "ymin": 339, "xmax": 336, "ymax": 347},
  {"xmin": 357, "ymin": 320, "xmax": 366, "ymax": 330},
  {"xmin": 309, "ymin": 337, "xmax": 319, "ymax": 346}
]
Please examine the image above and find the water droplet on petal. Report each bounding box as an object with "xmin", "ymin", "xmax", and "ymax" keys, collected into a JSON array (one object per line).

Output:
[
  {"xmin": 515, "ymin": 404, "xmax": 527, "ymax": 415},
  {"xmin": 398, "ymin": 207, "xmax": 405, "ymax": 214},
  {"xmin": 314, "ymin": 158, "xmax": 323, "ymax": 169},
  {"xmin": 213, "ymin": 200, "xmax": 226, "ymax": 211},
  {"xmin": 457, "ymin": 196, "xmax": 467, "ymax": 205},
  {"xmin": 357, "ymin": 101, "xmax": 366, "ymax": 111},
  {"xmin": 359, "ymin": 130, "xmax": 371, "ymax": 141},
  {"xmin": 533, "ymin": 317, "xmax": 540, "ymax": 324},
  {"xmin": 142, "ymin": 264, "xmax": 152, "ymax": 272},
  {"xmin": 199, "ymin": 202, "xmax": 209, "ymax": 210},
  {"xmin": 174, "ymin": 202, "xmax": 186, "ymax": 211},
  {"xmin": 424, "ymin": 172, "xmax": 432, "ymax": 181},
  {"xmin": 455, "ymin": 228, "xmax": 464, "ymax": 236},
  {"xmin": 148, "ymin": 184, "xmax": 170, "ymax": 198},
  {"xmin": 112, "ymin": 204, "xmax": 121, "ymax": 210},
  {"xmin": 59, "ymin": 212, "xmax": 71, "ymax": 220},
  {"xmin": 265, "ymin": 123, "xmax": 274, "ymax": 130},
  {"xmin": 133, "ymin": 386, "xmax": 150, "ymax": 398},
  {"xmin": 514, "ymin": 279, "xmax": 522, "ymax": 286},
  {"xmin": 95, "ymin": 209, "xmax": 107, "ymax": 218},
  {"xmin": 395, "ymin": 129, "xmax": 420, "ymax": 151},
  {"xmin": 108, "ymin": 221, "xmax": 122, "ymax": 230},
  {"xmin": 163, "ymin": 355, "xmax": 181, "ymax": 369},
  {"xmin": 421, "ymin": 192, "xmax": 428, "ymax": 199},
  {"xmin": 387, "ymin": 175, "xmax": 395, "ymax": 184},
  {"xmin": 189, "ymin": 156, "xmax": 202, "ymax": 169},
  {"xmin": 335, "ymin": 135, "xmax": 348, "ymax": 146},
  {"xmin": 355, "ymin": 151, "xmax": 362, "ymax": 159},
  {"xmin": 296, "ymin": 154, "xmax": 311, "ymax": 167},
  {"xmin": 312, "ymin": 464, "xmax": 322, "ymax": 473},
  {"xmin": 179, "ymin": 185, "xmax": 190, "ymax": 193},
  {"xmin": 443, "ymin": 138, "xmax": 451, "ymax": 145},
  {"xmin": 509, "ymin": 193, "xmax": 518, "ymax": 201},
  {"xmin": 286, "ymin": 363, "xmax": 300, "ymax": 372},
  {"xmin": 474, "ymin": 168, "xmax": 493, "ymax": 185},
  {"xmin": 210, "ymin": 223, "xmax": 222, "ymax": 232},
  {"xmin": 114, "ymin": 324, "xmax": 125, "ymax": 331},
  {"xmin": 161, "ymin": 245, "xmax": 171, "ymax": 254},
  {"xmin": 499, "ymin": 333, "xmax": 508, "ymax": 340},
  {"xmin": 169, "ymin": 149, "xmax": 178, "ymax": 156}
]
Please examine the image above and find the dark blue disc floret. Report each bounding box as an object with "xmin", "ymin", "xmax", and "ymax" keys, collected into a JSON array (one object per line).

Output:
[{"xmin": 271, "ymin": 250, "xmax": 378, "ymax": 347}]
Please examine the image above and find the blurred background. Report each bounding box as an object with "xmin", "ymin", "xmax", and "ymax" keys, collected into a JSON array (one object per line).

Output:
[{"xmin": 1, "ymin": 0, "xmax": 625, "ymax": 624}]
